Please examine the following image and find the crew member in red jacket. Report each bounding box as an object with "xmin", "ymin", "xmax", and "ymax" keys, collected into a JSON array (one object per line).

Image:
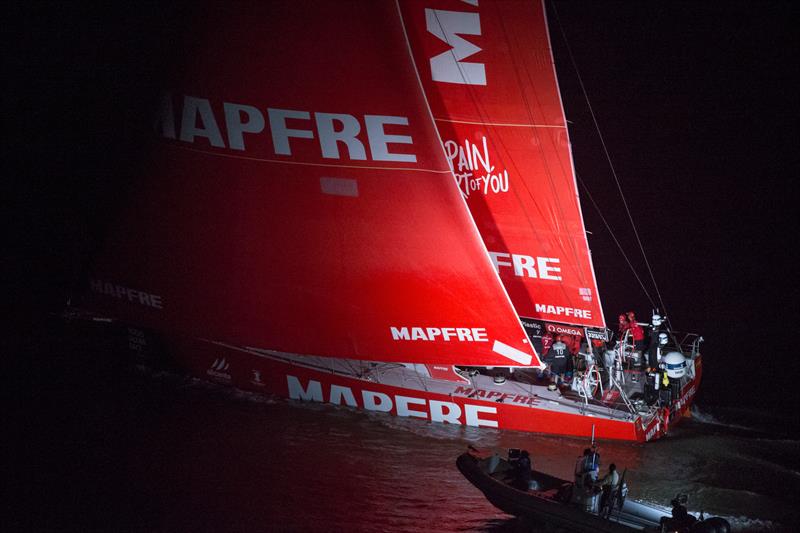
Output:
[
  {"xmin": 541, "ymin": 332, "xmax": 554, "ymax": 356},
  {"xmin": 616, "ymin": 314, "xmax": 629, "ymax": 339},
  {"xmin": 626, "ymin": 311, "xmax": 646, "ymax": 353}
]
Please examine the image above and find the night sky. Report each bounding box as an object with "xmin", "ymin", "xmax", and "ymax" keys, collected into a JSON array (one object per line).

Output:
[{"xmin": 6, "ymin": 2, "xmax": 799, "ymax": 411}]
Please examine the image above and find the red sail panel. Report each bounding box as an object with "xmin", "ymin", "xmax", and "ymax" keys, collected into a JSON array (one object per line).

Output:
[
  {"xmin": 400, "ymin": 0, "xmax": 605, "ymax": 328},
  {"xmin": 87, "ymin": 1, "xmax": 540, "ymax": 368}
]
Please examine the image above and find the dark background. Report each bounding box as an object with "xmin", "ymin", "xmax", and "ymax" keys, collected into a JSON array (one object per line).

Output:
[
  {"xmin": 548, "ymin": 1, "xmax": 800, "ymax": 411},
  {"xmin": 5, "ymin": 2, "xmax": 799, "ymax": 413}
]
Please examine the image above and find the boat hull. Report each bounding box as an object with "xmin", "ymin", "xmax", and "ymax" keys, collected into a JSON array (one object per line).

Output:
[
  {"xmin": 140, "ymin": 333, "xmax": 701, "ymax": 443},
  {"xmin": 456, "ymin": 451, "xmax": 639, "ymax": 532}
]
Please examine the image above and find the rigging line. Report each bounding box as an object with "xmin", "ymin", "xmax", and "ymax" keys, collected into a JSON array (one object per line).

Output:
[
  {"xmin": 575, "ymin": 172, "xmax": 656, "ymax": 308},
  {"xmin": 549, "ymin": 1, "xmax": 669, "ymax": 320}
]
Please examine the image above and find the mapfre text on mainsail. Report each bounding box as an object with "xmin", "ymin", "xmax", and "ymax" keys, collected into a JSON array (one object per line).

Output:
[{"xmin": 156, "ymin": 93, "xmax": 418, "ymax": 163}]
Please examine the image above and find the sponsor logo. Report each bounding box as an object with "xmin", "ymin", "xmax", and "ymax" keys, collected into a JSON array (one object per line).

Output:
[
  {"xmin": 489, "ymin": 252, "xmax": 562, "ymax": 281},
  {"xmin": 444, "ymin": 137, "xmax": 509, "ymax": 198},
  {"xmin": 673, "ymin": 383, "xmax": 697, "ymax": 412},
  {"xmin": 520, "ymin": 318, "xmax": 545, "ymax": 336},
  {"xmin": 585, "ymin": 329, "xmax": 608, "ymax": 341},
  {"xmin": 390, "ymin": 326, "xmax": 488, "ymax": 342},
  {"xmin": 90, "ymin": 278, "xmax": 163, "ymax": 309},
  {"xmin": 127, "ymin": 327, "xmax": 148, "ymax": 354},
  {"xmin": 545, "ymin": 323, "xmax": 584, "ymax": 337},
  {"xmin": 452, "ymin": 386, "xmax": 539, "ymax": 406},
  {"xmin": 645, "ymin": 421, "xmax": 661, "ymax": 442},
  {"xmin": 536, "ymin": 304, "xmax": 592, "ymax": 320},
  {"xmin": 287, "ymin": 376, "xmax": 498, "ymax": 427},
  {"xmin": 426, "ymin": 7, "xmax": 485, "ymax": 86},
  {"xmin": 207, "ymin": 358, "xmax": 231, "ymax": 381},
  {"xmin": 157, "ymin": 94, "xmax": 416, "ymax": 163}
]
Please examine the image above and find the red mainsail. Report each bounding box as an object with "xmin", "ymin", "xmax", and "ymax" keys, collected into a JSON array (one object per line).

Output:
[
  {"xmin": 87, "ymin": 1, "xmax": 540, "ymax": 367},
  {"xmin": 400, "ymin": 0, "xmax": 606, "ymax": 328}
]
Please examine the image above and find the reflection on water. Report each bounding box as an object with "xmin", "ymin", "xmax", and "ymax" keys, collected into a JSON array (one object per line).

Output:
[{"xmin": 15, "ymin": 360, "xmax": 798, "ymax": 532}]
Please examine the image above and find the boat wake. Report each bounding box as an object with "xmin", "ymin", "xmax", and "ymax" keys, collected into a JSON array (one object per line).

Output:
[
  {"xmin": 690, "ymin": 404, "xmax": 800, "ymax": 443},
  {"xmin": 689, "ymin": 405, "xmax": 758, "ymax": 432},
  {"xmin": 717, "ymin": 514, "xmax": 781, "ymax": 532}
]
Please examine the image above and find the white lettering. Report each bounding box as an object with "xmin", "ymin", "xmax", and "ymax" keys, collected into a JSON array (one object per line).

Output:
[
  {"xmin": 362, "ymin": 390, "xmax": 393, "ymax": 412},
  {"xmin": 429, "ymin": 400, "xmax": 462, "ymax": 424},
  {"xmin": 180, "ymin": 96, "xmax": 225, "ymax": 147},
  {"xmin": 426, "ymin": 327, "xmax": 441, "ymax": 340},
  {"xmin": 426, "ymin": 9, "xmax": 486, "ymax": 85},
  {"xmin": 287, "ymin": 376, "xmax": 323, "ymax": 402},
  {"xmin": 224, "ymin": 102, "xmax": 265, "ymax": 151},
  {"xmin": 512, "ymin": 254, "xmax": 536, "ymax": 278},
  {"xmin": 268, "ymin": 108, "xmax": 314, "ymax": 155},
  {"xmin": 315, "ymin": 112, "xmax": 366, "ymax": 160},
  {"xmin": 472, "ymin": 328, "xmax": 488, "ymax": 342},
  {"xmin": 464, "ymin": 404, "xmax": 498, "ymax": 428},
  {"xmin": 535, "ymin": 303, "xmax": 592, "ymax": 320},
  {"xmin": 489, "ymin": 252, "xmax": 512, "ymax": 272},
  {"xmin": 329, "ymin": 384, "xmax": 357, "ymax": 407},
  {"xmin": 457, "ymin": 328, "xmax": 473, "ymax": 341},
  {"xmin": 538, "ymin": 257, "xmax": 562, "ymax": 280},
  {"xmin": 396, "ymin": 395, "xmax": 428, "ymax": 419},
  {"xmin": 489, "ymin": 252, "xmax": 562, "ymax": 281},
  {"xmin": 364, "ymin": 115, "xmax": 415, "ymax": 162},
  {"xmin": 390, "ymin": 327, "xmax": 410, "ymax": 340},
  {"xmin": 89, "ymin": 279, "xmax": 163, "ymax": 310},
  {"xmin": 441, "ymin": 327, "xmax": 456, "ymax": 341}
]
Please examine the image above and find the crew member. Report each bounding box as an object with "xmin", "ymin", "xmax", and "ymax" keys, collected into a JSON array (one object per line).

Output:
[
  {"xmin": 549, "ymin": 336, "xmax": 569, "ymax": 385},
  {"xmin": 661, "ymin": 495, "xmax": 697, "ymax": 530},
  {"xmin": 514, "ymin": 450, "xmax": 532, "ymax": 490},
  {"xmin": 541, "ymin": 332, "xmax": 554, "ymax": 356},
  {"xmin": 574, "ymin": 448, "xmax": 591, "ymax": 489},
  {"xmin": 647, "ymin": 313, "xmax": 666, "ymax": 368},
  {"xmin": 626, "ymin": 311, "xmax": 646, "ymax": 365},
  {"xmin": 648, "ymin": 331, "xmax": 669, "ymax": 370},
  {"xmin": 659, "ymin": 363, "xmax": 672, "ymax": 406},
  {"xmin": 616, "ymin": 314, "xmax": 628, "ymax": 339},
  {"xmin": 585, "ymin": 445, "xmax": 600, "ymax": 482},
  {"xmin": 598, "ymin": 463, "xmax": 620, "ymax": 516}
]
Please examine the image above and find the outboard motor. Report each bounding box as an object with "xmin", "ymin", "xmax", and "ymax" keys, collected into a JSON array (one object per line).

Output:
[{"xmin": 664, "ymin": 351, "xmax": 687, "ymax": 379}]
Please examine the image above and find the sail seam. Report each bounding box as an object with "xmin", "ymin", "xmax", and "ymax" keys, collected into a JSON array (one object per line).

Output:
[
  {"xmin": 164, "ymin": 143, "xmax": 452, "ymax": 174},
  {"xmin": 433, "ymin": 117, "xmax": 565, "ymax": 128}
]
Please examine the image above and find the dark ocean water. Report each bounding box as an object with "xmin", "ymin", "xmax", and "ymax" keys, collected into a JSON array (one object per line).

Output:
[{"xmin": 12, "ymin": 331, "xmax": 800, "ymax": 533}]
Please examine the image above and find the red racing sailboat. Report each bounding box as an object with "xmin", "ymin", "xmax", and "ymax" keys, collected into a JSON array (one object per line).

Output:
[{"xmin": 76, "ymin": 0, "xmax": 702, "ymax": 442}]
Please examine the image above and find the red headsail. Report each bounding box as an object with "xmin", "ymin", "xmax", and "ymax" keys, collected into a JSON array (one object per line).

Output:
[
  {"xmin": 87, "ymin": 1, "xmax": 541, "ymax": 367},
  {"xmin": 400, "ymin": 0, "xmax": 606, "ymax": 328}
]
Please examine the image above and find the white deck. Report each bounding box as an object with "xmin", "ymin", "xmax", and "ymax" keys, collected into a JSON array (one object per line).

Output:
[{"xmin": 246, "ymin": 348, "xmax": 655, "ymax": 424}]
